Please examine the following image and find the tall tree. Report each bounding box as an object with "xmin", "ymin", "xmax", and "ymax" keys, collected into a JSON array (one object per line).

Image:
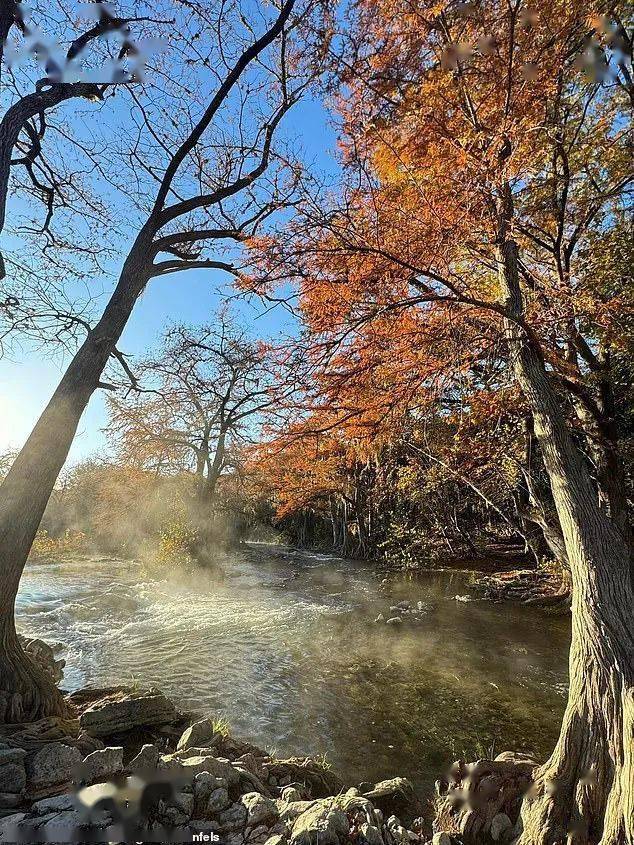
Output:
[
  {"xmin": 0, "ymin": 0, "xmax": 328, "ymax": 723},
  {"xmin": 250, "ymin": 1, "xmax": 633, "ymax": 840}
]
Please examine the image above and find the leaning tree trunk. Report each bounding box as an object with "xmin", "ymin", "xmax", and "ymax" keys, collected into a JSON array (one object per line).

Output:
[
  {"xmin": 0, "ymin": 232, "xmax": 152, "ymax": 723},
  {"xmin": 498, "ymin": 233, "xmax": 634, "ymax": 844}
]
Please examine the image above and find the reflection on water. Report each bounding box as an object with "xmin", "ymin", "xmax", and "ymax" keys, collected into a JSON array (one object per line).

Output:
[{"xmin": 16, "ymin": 544, "xmax": 570, "ymax": 792}]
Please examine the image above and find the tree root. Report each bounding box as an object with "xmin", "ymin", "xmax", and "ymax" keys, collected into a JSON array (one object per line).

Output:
[
  {"xmin": 477, "ymin": 568, "xmax": 571, "ymax": 612},
  {"xmin": 433, "ymin": 752, "xmax": 535, "ymax": 842}
]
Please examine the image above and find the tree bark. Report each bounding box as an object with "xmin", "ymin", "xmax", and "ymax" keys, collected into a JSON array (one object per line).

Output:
[
  {"xmin": 0, "ymin": 231, "xmax": 152, "ymax": 722},
  {"xmin": 498, "ymin": 233, "xmax": 634, "ymax": 844}
]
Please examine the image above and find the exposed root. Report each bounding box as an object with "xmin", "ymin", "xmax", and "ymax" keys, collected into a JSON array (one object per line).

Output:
[{"xmin": 477, "ymin": 568, "xmax": 571, "ymax": 611}]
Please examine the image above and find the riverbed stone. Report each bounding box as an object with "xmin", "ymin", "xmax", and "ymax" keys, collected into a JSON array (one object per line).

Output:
[
  {"xmin": 26, "ymin": 742, "xmax": 82, "ymax": 791},
  {"xmin": 207, "ymin": 787, "xmax": 231, "ymax": 814},
  {"xmin": 31, "ymin": 793, "xmax": 77, "ymax": 814},
  {"xmin": 241, "ymin": 792, "xmax": 278, "ymax": 827},
  {"xmin": 173, "ymin": 754, "xmax": 239, "ymax": 785},
  {"xmin": 0, "ymin": 749, "xmax": 27, "ymax": 766},
  {"xmin": 362, "ymin": 778, "xmax": 422, "ymax": 827},
  {"xmin": 217, "ymin": 801, "xmax": 248, "ymax": 831},
  {"xmin": 277, "ymin": 800, "xmax": 316, "ymax": 824},
  {"xmin": 360, "ymin": 822, "xmax": 384, "ymax": 845},
  {"xmin": 385, "ymin": 617, "xmax": 403, "ymax": 626},
  {"xmin": 79, "ymin": 746, "xmax": 124, "ymax": 784},
  {"xmin": 0, "ymin": 812, "xmax": 26, "ymax": 836},
  {"xmin": 280, "ymin": 787, "xmax": 303, "ymax": 803},
  {"xmin": 178, "ymin": 718, "xmax": 221, "ymax": 752},
  {"xmin": 0, "ymin": 763, "xmax": 26, "ymax": 794},
  {"xmin": 129, "ymin": 743, "xmax": 160, "ymax": 772},
  {"xmin": 490, "ymin": 812, "xmax": 513, "ymax": 840},
  {"xmin": 79, "ymin": 690, "xmax": 178, "ymax": 736},
  {"xmin": 290, "ymin": 799, "xmax": 350, "ymax": 845}
]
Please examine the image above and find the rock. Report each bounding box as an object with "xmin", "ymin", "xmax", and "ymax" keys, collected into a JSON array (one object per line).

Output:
[
  {"xmin": 385, "ymin": 617, "xmax": 403, "ymax": 626},
  {"xmin": 374, "ymin": 614, "xmax": 385, "ymax": 623},
  {"xmin": 416, "ymin": 601, "xmax": 425, "ymax": 612},
  {"xmin": 432, "ymin": 835, "xmax": 452, "ymax": 845},
  {"xmin": 26, "ymin": 742, "xmax": 82, "ymax": 792},
  {"xmin": 129, "ymin": 743, "xmax": 160, "ymax": 772},
  {"xmin": 454, "ymin": 595, "xmax": 471, "ymax": 603},
  {"xmin": 177, "ymin": 718, "xmax": 221, "ymax": 752},
  {"xmin": 31, "ymin": 793, "xmax": 77, "ymax": 814},
  {"xmin": 241, "ymin": 792, "xmax": 278, "ymax": 827},
  {"xmin": 277, "ymin": 800, "xmax": 317, "ymax": 824},
  {"xmin": 280, "ymin": 787, "xmax": 303, "ymax": 803},
  {"xmin": 0, "ymin": 792, "xmax": 22, "ymax": 810},
  {"xmin": 248, "ymin": 824, "xmax": 274, "ymax": 845},
  {"xmin": 264, "ymin": 835, "xmax": 287, "ymax": 845},
  {"xmin": 176, "ymin": 791, "xmax": 194, "ymax": 817},
  {"xmin": 0, "ymin": 813, "xmax": 26, "ymax": 836},
  {"xmin": 217, "ymin": 801, "xmax": 248, "ymax": 832},
  {"xmin": 290, "ymin": 799, "xmax": 350, "ymax": 845},
  {"xmin": 0, "ymin": 749, "xmax": 27, "ymax": 766},
  {"xmin": 236, "ymin": 753, "xmax": 264, "ymax": 778},
  {"xmin": 79, "ymin": 747, "xmax": 124, "ymax": 784},
  {"xmin": 0, "ymin": 763, "xmax": 26, "ymax": 794},
  {"xmin": 176, "ymin": 754, "xmax": 239, "ymax": 785},
  {"xmin": 208, "ymin": 787, "xmax": 231, "ymax": 814},
  {"xmin": 360, "ymin": 822, "xmax": 384, "ymax": 845},
  {"xmin": 193, "ymin": 771, "xmax": 229, "ymax": 802},
  {"xmin": 79, "ymin": 690, "xmax": 177, "ymax": 736},
  {"xmin": 396, "ymin": 601, "xmax": 411, "ymax": 609},
  {"xmin": 362, "ymin": 778, "xmax": 422, "ymax": 827},
  {"xmin": 491, "ymin": 812, "xmax": 513, "ymax": 841}
]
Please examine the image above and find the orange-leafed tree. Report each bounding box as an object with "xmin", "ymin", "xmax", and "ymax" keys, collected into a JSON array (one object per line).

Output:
[{"xmin": 249, "ymin": 1, "xmax": 634, "ymax": 841}]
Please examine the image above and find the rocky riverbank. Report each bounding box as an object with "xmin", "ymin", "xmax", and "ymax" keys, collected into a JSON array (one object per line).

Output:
[{"xmin": 0, "ymin": 639, "xmax": 537, "ymax": 844}]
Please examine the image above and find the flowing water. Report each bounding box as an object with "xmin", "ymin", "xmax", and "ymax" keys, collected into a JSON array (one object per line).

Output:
[{"xmin": 16, "ymin": 544, "xmax": 570, "ymax": 794}]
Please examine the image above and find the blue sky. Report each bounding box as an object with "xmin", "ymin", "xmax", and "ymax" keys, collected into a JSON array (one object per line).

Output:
[{"xmin": 0, "ymin": 91, "xmax": 340, "ymax": 464}]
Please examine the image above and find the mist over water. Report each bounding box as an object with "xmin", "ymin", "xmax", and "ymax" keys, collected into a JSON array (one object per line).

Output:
[{"xmin": 16, "ymin": 545, "xmax": 570, "ymax": 792}]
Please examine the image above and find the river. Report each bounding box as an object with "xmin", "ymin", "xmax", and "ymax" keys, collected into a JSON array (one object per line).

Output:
[{"xmin": 16, "ymin": 544, "xmax": 570, "ymax": 794}]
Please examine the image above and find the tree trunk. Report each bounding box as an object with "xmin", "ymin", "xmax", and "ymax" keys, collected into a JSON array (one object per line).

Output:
[
  {"xmin": 0, "ymin": 234, "xmax": 151, "ymax": 722},
  {"xmin": 498, "ymin": 233, "xmax": 634, "ymax": 844}
]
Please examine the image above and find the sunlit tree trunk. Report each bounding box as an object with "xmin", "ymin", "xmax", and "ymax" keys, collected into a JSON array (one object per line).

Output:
[
  {"xmin": 0, "ymin": 232, "xmax": 152, "ymax": 722},
  {"xmin": 498, "ymin": 226, "xmax": 634, "ymax": 844}
]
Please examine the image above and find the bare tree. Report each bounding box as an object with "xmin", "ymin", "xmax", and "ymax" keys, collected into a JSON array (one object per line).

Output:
[
  {"xmin": 0, "ymin": 0, "xmax": 328, "ymax": 723},
  {"xmin": 107, "ymin": 312, "xmax": 281, "ymax": 510}
]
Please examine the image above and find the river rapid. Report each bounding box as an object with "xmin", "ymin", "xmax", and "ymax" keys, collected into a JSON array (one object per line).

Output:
[{"xmin": 16, "ymin": 544, "xmax": 570, "ymax": 793}]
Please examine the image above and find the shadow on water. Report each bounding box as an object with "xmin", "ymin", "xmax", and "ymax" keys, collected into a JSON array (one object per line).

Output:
[{"xmin": 16, "ymin": 543, "xmax": 570, "ymax": 793}]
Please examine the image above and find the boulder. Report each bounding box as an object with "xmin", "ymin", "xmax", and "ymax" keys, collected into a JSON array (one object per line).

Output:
[
  {"xmin": 240, "ymin": 792, "xmax": 278, "ymax": 827},
  {"xmin": 290, "ymin": 799, "xmax": 350, "ymax": 845},
  {"xmin": 26, "ymin": 742, "xmax": 82, "ymax": 792},
  {"xmin": 277, "ymin": 800, "xmax": 317, "ymax": 824},
  {"xmin": 0, "ymin": 762, "xmax": 26, "ymax": 794},
  {"xmin": 0, "ymin": 792, "xmax": 22, "ymax": 810},
  {"xmin": 0, "ymin": 813, "xmax": 26, "ymax": 837},
  {"xmin": 208, "ymin": 787, "xmax": 231, "ymax": 815},
  {"xmin": 217, "ymin": 801, "xmax": 248, "ymax": 832},
  {"xmin": 78, "ymin": 746, "xmax": 124, "ymax": 784},
  {"xmin": 362, "ymin": 778, "xmax": 423, "ymax": 827},
  {"xmin": 171, "ymin": 754, "xmax": 239, "ymax": 785},
  {"xmin": 79, "ymin": 690, "xmax": 177, "ymax": 737},
  {"xmin": 280, "ymin": 787, "xmax": 303, "ymax": 803},
  {"xmin": 177, "ymin": 718, "xmax": 222, "ymax": 752},
  {"xmin": 360, "ymin": 822, "xmax": 384, "ymax": 845},
  {"xmin": 385, "ymin": 617, "xmax": 403, "ymax": 626},
  {"xmin": 490, "ymin": 812, "xmax": 512, "ymax": 841},
  {"xmin": 31, "ymin": 793, "xmax": 77, "ymax": 815},
  {"xmin": 129, "ymin": 743, "xmax": 160, "ymax": 772}
]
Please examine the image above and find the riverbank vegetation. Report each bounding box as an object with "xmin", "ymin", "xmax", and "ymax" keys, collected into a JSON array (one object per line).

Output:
[{"xmin": 1, "ymin": 0, "xmax": 632, "ymax": 842}]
